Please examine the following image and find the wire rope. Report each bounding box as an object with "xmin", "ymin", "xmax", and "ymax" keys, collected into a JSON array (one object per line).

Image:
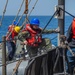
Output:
[
  {"xmin": 20, "ymin": 0, "xmax": 39, "ymax": 30},
  {"xmin": 0, "ymin": 0, "xmax": 8, "ymax": 26},
  {"xmin": 12, "ymin": 0, "xmax": 25, "ymax": 24},
  {"xmin": 59, "ymin": 7, "xmax": 75, "ymax": 18}
]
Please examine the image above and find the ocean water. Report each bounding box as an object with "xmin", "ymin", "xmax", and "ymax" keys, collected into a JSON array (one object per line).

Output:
[{"xmin": 0, "ymin": 16, "xmax": 73, "ymax": 46}]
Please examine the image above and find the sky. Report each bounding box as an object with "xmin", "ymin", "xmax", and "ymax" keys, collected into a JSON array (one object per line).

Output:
[{"xmin": 0, "ymin": 0, "xmax": 75, "ymax": 16}]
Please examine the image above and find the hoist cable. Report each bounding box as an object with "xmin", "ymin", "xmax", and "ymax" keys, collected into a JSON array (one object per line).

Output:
[
  {"xmin": 23, "ymin": 0, "xmax": 38, "ymax": 21},
  {"xmin": 24, "ymin": 0, "xmax": 28, "ymax": 14},
  {"xmin": 17, "ymin": 0, "xmax": 32, "ymax": 24},
  {"xmin": 12, "ymin": 0, "xmax": 25, "ymax": 24},
  {"xmin": 4, "ymin": 0, "xmax": 39, "ymax": 46},
  {"xmin": 16, "ymin": 0, "xmax": 32, "ymax": 25},
  {"xmin": 20, "ymin": 15, "xmax": 29, "ymax": 30},
  {"xmin": 23, "ymin": 0, "xmax": 38, "ymax": 24},
  {"xmin": 59, "ymin": 7, "xmax": 75, "ymax": 18},
  {"xmin": 25, "ymin": 0, "xmax": 39, "ymax": 23},
  {"xmin": 40, "ymin": 10, "xmax": 58, "ymax": 34},
  {"xmin": 29, "ymin": 0, "xmax": 31, "ymax": 5},
  {"xmin": 17, "ymin": 12, "xmax": 25, "ymax": 25},
  {"xmin": 51, "ymin": 8, "xmax": 75, "ymax": 41},
  {"xmin": 0, "ymin": 0, "xmax": 8, "ymax": 26},
  {"xmin": 20, "ymin": 0, "xmax": 57, "ymax": 42},
  {"xmin": 6, "ymin": 0, "xmax": 26, "ymax": 40},
  {"xmin": 28, "ymin": 0, "xmax": 38, "ymax": 16},
  {"xmin": 20, "ymin": 0, "xmax": 39, "ymax": 30}
]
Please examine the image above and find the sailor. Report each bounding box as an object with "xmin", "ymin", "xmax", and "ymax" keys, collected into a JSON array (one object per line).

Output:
[
  {"xmin": 18, "ymin": 18, "xmax": 59, "ymax": 58},
  {"xmin": 66, "ymin": 18, "xmax": 75, "ymax": 74},
  {"xmin": 6, "ymin": 21, "xmax": 20, "ymax": 61}
]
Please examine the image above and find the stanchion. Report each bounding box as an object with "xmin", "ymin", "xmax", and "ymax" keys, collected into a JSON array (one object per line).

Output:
[{"xmin": 2, "ymin": 36, "xmax": 6, "ymax": 75}]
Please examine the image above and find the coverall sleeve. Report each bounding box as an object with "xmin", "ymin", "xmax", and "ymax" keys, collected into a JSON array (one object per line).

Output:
[
  {"xmin": 42, "ymin": 29, "xmax": 56, "ymax": 34},
  {"xmin": 18, "ymin": 31, "xmax": 29, "ymax": 42}
]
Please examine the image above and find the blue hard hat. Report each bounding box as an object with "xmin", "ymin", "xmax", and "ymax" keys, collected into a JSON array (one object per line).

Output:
[
  {"xmin": 13, "ymin": 21, "xmax": 18, "ymax": 25},
  {"xmin": 30, "ymin": 18, "xmax": 40, "ymax": 26}
]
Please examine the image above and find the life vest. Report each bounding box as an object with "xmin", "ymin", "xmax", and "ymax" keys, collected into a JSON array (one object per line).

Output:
[
  {"xmin": 6, "ymin": 25, "xmax": 18, "ymax": 40},
  {"xmin": 8, "ymin": 25, "xmax": 15, "ymax": 32},
  {"xmin": 25, "ymin": 24, "xmax": 42, "ymax": 47},
  {"xmin": 72, "ymin": 18, "xmax": 75, "ymax": 38},
  {"xmin": 11, "ymin": 31, "xmax": 18, "ymax": 39}
]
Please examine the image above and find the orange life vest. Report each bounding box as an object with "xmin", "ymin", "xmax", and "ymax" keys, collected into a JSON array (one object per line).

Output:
[
  {"xmin": 8, "ymin": 25, "xmax": 15, "ymax": 32},
  {"xmin": 25, "ymin": 24, "xmax": 42, "ymax": 47},
  {"xmin": 72, "ymin": 18, "xmax": 75, "ymax": 38},
  {"xmin": 6, "ymin": 25, "xmax": 18, "ymax": 40}
]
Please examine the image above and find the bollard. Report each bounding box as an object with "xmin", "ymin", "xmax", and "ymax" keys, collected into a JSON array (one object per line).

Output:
[{"xmin": 2, "ymin": 36, "xmax": 6, "ymax": 75}]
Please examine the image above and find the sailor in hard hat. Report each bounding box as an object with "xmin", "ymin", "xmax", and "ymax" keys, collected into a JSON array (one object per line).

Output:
[
  {"xmin": 18, "ymin": 18, "xmax": 59, "ymax": 58},
  {"xmin": 6, "ymin": 21, "xmax": 20, "ymax": 61}
]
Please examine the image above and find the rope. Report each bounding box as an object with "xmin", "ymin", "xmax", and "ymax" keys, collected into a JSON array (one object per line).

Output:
[
  {"xmin": 15, "ymin": 0, "xmax": 31, "ymax": 25},
  {"xmin": 12, "ymin": 0, "xmax": 31, "ymax": 26},
  {"xmin": 12, "ymin": 0, "xmax": 32, "ymax": 27},
  {"xmin": 15, "ymin": 0, "xmax": 32, "ymax": 25},
  {"xmin": 25, "ymin": 0, "xmax": 39, "ymax": 23},
  {"xmin": 45, "ymin": 6, "xmax": 75, "ymax": 41},
  {"xmin": 0, "ymin": 0, "xmax": 8, "ymax": 26},
  {"xmin": 28, "ymin": 0, "xmax": 38, "ymax": 16},
  {"xmin": 12, "ymin": 0, "xmax": 25, "ymax": 24},
  {"xmin": 0, "ymin": 0, "xmax": 57, "ymax": 42},
  {"xmin": 20, "ymin": 15, "xmax": 28, "ymax": 30},
  {"xmin": 5, "ymin": 0, "xmax": 26, "ymax": 41},
  {"xmin": 53, "ymin": 47, "xmax": 60, "ymax": 72},
  {"xmin": 40, "ymin": 10, "xmax": 58, "ymax": 34},
  {"xmin": 29, "ymin": 0, "xmax": 31, "ymax": 5},
  {"xmin": 67, "ymin": 45, "xmax": 75, "ymax": 56},
  {"xmin": 20, "ymin": 0, "xmax": 39, "ymax": 30},
  {"xmin": 4, "ymin": 0, "xmax": 25, "ymax": 41},
  {"xmin": 0, "ymin": 50, "xmax": 35, "ymax": 67},
  {"xmin": 12, "ymin": 59, "xmax": 23, "ymax": 75},
  {"xmin": 59, "ymin": 7, "xmax": 75, "ymax": 18},
  {"xmin": 24, "ymin": 0, "xmax": 28, "ymax": 14},
  {"xmin": 50, "ymin": 8, "xmax": 75, "ymax": 41},
  {"xmin": 7, "ymin": 0, "xmax": 38, "ymax": 38},
  {"xmin": 17, "ymin": 12, "xmax": 25, "ymax": 25},
  {"xmin": 5, "ymin": 0, "xmax": 39, "ymax": 52},
  {"xmin": 19, "ymin": 1, "xmax": 58, "ymax": 44},
  {"xmin": 0, "ymin": 58, "xmax": 24, "ymax": 67}
]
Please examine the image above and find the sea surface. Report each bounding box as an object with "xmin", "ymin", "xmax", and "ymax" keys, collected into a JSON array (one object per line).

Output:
[{"xmin": 0, "ymin": 16, "xmax": 73, "ymax": 46}]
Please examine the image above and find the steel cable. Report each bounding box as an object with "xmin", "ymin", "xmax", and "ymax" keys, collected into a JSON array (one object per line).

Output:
[
  {"xmin": 0, "ymin": 0, "xmax": 8, "ymax": 26},
  {"xmin": 12, "ymin": 0, "xmax": 25, "ymax": 24},
  {"xmin": 59, "ymin": 7, "xmax": 75, "ymax": 18},
  {"xmin": 20, "ymin": 0, "xmax": 39, "ymax": 30}
]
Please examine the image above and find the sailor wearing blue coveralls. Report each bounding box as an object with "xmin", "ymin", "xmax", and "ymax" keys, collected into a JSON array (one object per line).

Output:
[{"xmin": 6, "ymin": 22, "xmax": 20, "ymax": 61}]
